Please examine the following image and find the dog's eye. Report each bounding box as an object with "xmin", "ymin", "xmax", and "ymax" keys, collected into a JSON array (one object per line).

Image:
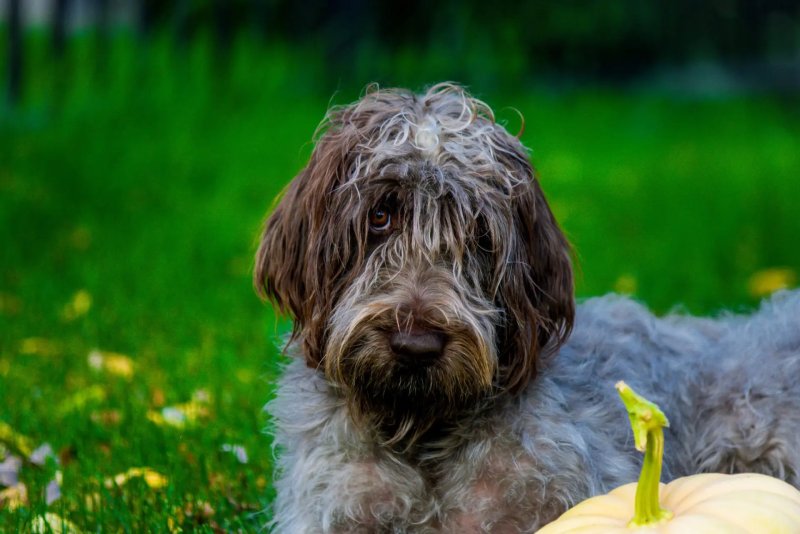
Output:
[{"xmin": 369, "ymin": 206, "xmax": 392, "ymax": 233}]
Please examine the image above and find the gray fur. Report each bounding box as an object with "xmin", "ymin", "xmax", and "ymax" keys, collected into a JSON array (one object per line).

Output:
[{"xmin": 268, "ymin": 292, "xmax": 800, "ymax": 532}]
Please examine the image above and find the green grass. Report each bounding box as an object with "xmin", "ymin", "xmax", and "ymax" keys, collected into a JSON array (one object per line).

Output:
[{"xmin": 1, "ymin": 32, "xmax": 799, "ymax": 531}]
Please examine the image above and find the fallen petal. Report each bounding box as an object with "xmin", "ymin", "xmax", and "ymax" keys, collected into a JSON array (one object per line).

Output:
[
  {"xmin": 30, "ymin": 443, "xmax": 57, "ymax": 466},
  {"xmin": 46, "ymin": 471, "xmax": 63, "ymax": 505},
  {"xmin": 160, "ymin": 407, "xmax": 188, "ymax": 428},
  {"xmin": 0, "ymin": 455, "xmax": 22, "ymax": 486},
  {"xmin": 221, "ymin": 443, "xmax": 249, "ymax": 464}
]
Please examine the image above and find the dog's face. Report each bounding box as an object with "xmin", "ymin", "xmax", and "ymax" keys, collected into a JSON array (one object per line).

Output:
[{"xmin": 255, "ymin": 84, "xmax": 574, "ymax": 444}]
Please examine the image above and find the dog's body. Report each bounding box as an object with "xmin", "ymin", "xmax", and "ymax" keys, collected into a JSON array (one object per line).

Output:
[
  {"xmin": 256, "ymin": 84, "xmax": 800, "ymax": 532},
  {"xmin": 268, "ymin": 292, "xmax": 800, "ymax": 532}
]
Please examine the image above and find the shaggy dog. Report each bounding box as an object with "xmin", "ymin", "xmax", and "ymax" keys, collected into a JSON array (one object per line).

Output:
[{"xmin": 255, "ymin": 83, "xmax": 800, "ymax": 532}]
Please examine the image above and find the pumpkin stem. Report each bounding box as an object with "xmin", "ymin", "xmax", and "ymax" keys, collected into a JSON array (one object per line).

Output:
[{"xmin": 616, "ymin": 381, "xmax": 673, "ymax": 528}]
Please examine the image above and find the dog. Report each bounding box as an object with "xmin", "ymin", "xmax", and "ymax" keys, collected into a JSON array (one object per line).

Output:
[{"xmin": 254, "ymin": 83, "xmax": 800, "ymax": 532}]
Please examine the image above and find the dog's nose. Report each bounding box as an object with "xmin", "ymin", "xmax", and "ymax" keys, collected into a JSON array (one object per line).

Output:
[{"xmin": 389, "ymin": 331, "xmax": 446, "ymax": 363}]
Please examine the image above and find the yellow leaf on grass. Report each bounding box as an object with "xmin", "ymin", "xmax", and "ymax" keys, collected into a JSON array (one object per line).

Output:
[
  {"xmin": 104, "ymin": 356, "xmax": 134, "ymax": 378},
  {"xmin": 105, "ymin": 467, "xmax": 168, "ymax": 490},
  {"xmin": 142, "ymin": 469, "xmax": 169, "ymax": 489},
  {"xmin": 20, "ymin": 337, "xmax": 60, "ymax": 357},
  {"xmin": 0, "ymin": 421, "xmax": 35, "ymax": 457},
  {"xmin": 88, "ymin": 350, "xmax": 134, "ymax": 379},
  {"xmin": 31, "ymin": 513, "xmax": 82, "ymax": 534},
  {"xmin": 236, "ymin": 368, "xmax": 256, "ymax": 384},
  {"xmin": 61, "ymin": 290, "xmax": 92, "ymax": 321},
  {"xmin": 0, "ymin": 483, "xmax": 28, "ymax": 510},
  {"xmin": 147, "ymin": 402, "xmax": 209, "ymax": 428},
  {"xmin": 748, "ymin": 268, "xmax": 797, "ymax": 298},
  {"xmin": 147, "ymin": 390, "xmax": 211, "ymax": 429},
  {"xmin": 614, "ymin": 273, "xmax": 638, "ymax": 295}
]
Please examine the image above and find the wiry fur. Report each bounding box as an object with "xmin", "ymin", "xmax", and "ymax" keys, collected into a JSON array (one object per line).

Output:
[{"xmin": 255, "ymin": 83, "xmax": 800, "ymax": 532}]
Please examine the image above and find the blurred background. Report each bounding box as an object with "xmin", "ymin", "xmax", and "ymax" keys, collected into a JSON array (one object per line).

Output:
[{"xmin": 1, "ymin": 0, "xmax": 799, "ymax": 531}]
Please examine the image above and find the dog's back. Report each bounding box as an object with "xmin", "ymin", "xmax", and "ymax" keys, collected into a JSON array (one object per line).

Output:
[{"xmin": 540, "ymin": 291, "xmax": 800, "ymax": 486}]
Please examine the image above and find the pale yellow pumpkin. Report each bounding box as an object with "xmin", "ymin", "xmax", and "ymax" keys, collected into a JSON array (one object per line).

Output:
[{"xmin": 537, "ymin": 382, "xmax": 800, "ymax": 534}]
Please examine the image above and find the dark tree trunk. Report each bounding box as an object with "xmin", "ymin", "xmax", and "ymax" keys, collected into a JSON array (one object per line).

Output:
[
  {"xmin": 138, "ymin": 0, "xmax": 157, "ymax": 39},
  {"xmin": 6, "ymin": 0, "xmax": 23, "ymax": 107},
  {"xmin": 212, "ymin": 0, "xmax": 235, "ymax": 88},
  {"xmin": 322, "ymin": 0, "xmax": 368, "ymax": 92},
  {"xmin": 252, "ymin": 0, "xmax": 271, "ymax": 42},
  {"xmin": 173, "ymin": 0, "xmax": 191, "ymax": 52},
  {"xmin": 51, "ymin": 0, "xmax": 73, "ymax": 112},
  {"xmin": 52, "ymin": 0, "xmax": 71, "ymax": 60},
  {"xmin": 94, "ymin": 0, "xmax": 111, "ymax": 80},
  {"xmin": 213, "ymin": 0, "xmax": 234, "ymax": 56}
]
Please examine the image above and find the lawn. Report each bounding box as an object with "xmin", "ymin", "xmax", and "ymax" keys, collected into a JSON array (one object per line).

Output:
[{"xmin": 1, "ymin": 33, "xmax": 799, "ymax": 532}]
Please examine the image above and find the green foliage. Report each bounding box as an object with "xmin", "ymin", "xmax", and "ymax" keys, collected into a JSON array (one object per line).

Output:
[{"xmin": 1, "ymin": 32, "xmax": 799, "ymax": 531}]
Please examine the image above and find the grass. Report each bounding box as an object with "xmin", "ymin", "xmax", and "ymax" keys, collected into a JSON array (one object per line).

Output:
[{"xmin": 1, "ymin": 31, "xmax": 799, "ymax": 531}]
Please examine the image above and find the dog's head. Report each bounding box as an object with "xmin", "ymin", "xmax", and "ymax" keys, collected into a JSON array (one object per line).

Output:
[{"xmin": 255, "ymin": 83, "xmax": 573, "ymax": 444}]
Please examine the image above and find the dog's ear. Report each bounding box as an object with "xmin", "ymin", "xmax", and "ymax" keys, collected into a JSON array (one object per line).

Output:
[
  {"xmin": 254, "ymin": 129, "xmax": 354, "ymax": 368},
  {"xmin": 497, "ymin": 165, "xmax": 575, "ymax": 394},
  {"xmin": 254, "ymin": 173, "xmax": 310, "ymax": 320}
]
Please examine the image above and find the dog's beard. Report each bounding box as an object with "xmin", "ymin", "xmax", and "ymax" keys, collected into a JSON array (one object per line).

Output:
[{"xmin": 326, "ymin": 307, "xmax": 497, "ymax": 448}]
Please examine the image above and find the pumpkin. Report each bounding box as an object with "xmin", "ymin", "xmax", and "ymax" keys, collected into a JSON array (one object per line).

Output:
[{"xmin": 537, "ymin": 381, "xmax": 800, "ymax": 533}]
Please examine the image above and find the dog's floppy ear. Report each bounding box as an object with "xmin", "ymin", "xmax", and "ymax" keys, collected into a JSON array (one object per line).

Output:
[
  {"xmin": 497, "ymin": 164, "xmax": 575, "ymax": 394},
  {"xmin": 254, "ymin": 130, "xmax": 353, "ymax": 367},
  {"xmin": 254, "ymin": 173, "xmax": 311, "ymax": 320}
]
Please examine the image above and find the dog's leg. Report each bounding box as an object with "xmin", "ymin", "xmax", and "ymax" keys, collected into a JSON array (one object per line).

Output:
[
  {"xmin": 267, "ymin": 361, "xmax": 436, "ymax": 532},
  {"xmin": 434, "ymin": 423, "xmax": 611, "ymax": 533},
  {"xmin": 270, "ymin": 453, "xmax": 433, "ymax": 532}
]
